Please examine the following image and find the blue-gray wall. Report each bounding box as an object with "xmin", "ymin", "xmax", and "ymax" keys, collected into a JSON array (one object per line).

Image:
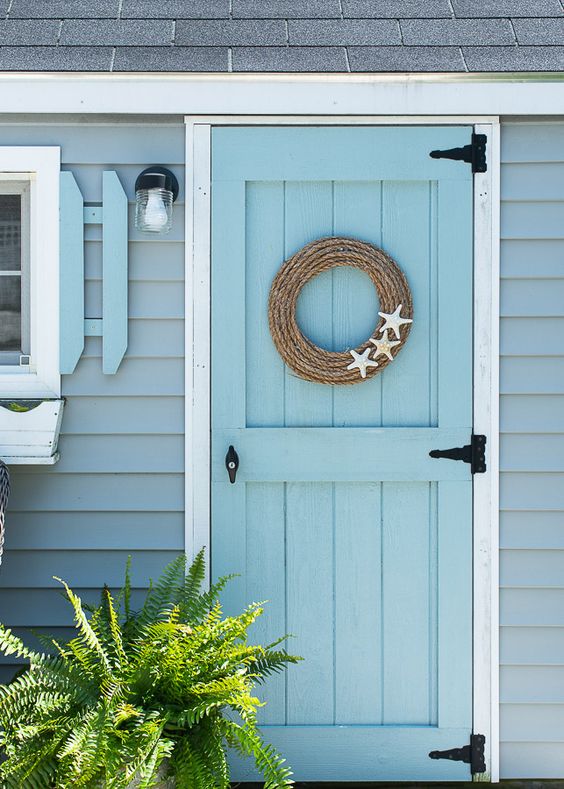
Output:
[
  {"xmin": 500, "ymin": 121, "xmax": 564, "ymax": 779},
  {"xmin": 0, "ymin": 118, "xmax": 185, "ymax": 676},
  {"xmin": 0, "ymin": 117, "xmax": 563, "ymax": 780}
]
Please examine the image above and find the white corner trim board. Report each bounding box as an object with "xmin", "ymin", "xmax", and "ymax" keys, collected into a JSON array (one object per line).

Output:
[
  {"xmin": 184, "ymin": 115, "xmax": 501, "ymax": 783},
  {"xmin": 0, "ymin": 73, "xmax": 561, "ymax": 116}
]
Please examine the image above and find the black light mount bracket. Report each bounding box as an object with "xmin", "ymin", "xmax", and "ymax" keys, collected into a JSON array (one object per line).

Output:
[
  {"xmin": 430, "ymin": 133, "xmax": 487, "ymax": 173},
  {"xmin": 135, "ymin": 166, "xmax": 180, "ymax": 202},
  {"xmin": 429, "ymin": 434, "xmax": 486, "ymax": 475},
  {"xmin": 429, "ymin": 734, "xmax": 486, "ymax": 774}
]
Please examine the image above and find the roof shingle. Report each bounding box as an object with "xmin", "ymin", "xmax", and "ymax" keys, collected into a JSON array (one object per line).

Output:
[{"xmin": 0, "ymin": 0, "xmax": 562, "ymax": 73}]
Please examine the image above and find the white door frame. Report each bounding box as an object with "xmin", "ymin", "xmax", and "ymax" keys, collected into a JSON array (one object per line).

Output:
[{"xmin": 184, "ymin": 115, "xmax": 500, "ymax": 783}]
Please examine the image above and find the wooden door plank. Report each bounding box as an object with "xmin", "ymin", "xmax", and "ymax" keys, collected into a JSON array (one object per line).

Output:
[
  {"xmin": 245, "ymin": 181, "xmax": 286, "ymax": 428},
  {"xmin": 283, "ymin": 182, "xmax": 333, "ymax": 428},
  {"xmin": 437, "ymin": 180, "xmax": 473, "ymax": 429},
  {"xmin": 246, "ymin": 482, "xmax": 287, "ymax": 725},
  {"xmin": 334, "ymin": 481, "xmax": 383, "ymax": 724},
  {"xmin": 211, "ymin": 480, "xmax": 247, "ymax": 618},
  {"xmin": 382, "ymin": 482, "xmax": 433, "ymax": 725},
  {"xmin": 438, "ymin": 480, "xmax": 473, "ymax": 728},
  {"xmin": 211, "ymin": 180, "xmax": 247, "ymax": 430},
  {"xmin": 332, "ymin": 181, "xmax": 384, "ymax": 428},
  {"xmin": 286, "ymin": 482, "xmax": 334, "ymax": 724},
  {"xmin": 381, "ymin": 181, "xmax": 433, "ymax": 428}
]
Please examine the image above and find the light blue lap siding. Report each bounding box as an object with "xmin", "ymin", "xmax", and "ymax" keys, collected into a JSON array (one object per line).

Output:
[
  {"xmin": 500, "ymin": 121, "xmax": 564, "ymax": 779},
  {"xmin": 0, "ymin": 118, "xmax": 185, "ymax": 677}
]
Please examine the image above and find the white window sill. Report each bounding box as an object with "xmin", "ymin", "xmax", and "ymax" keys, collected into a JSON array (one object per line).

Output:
[{"xmin": 0, "ymin": 372, "xmax": 59, "ymax": 399}]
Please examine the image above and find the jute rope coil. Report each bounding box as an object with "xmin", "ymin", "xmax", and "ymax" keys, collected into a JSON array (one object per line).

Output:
[{"xmin": 268, "ymin": 236, "xmax": 413, "ymax": 385}]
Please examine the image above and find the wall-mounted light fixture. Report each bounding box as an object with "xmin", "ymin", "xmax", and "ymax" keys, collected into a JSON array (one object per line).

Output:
[{"xmin": 135, "ymin": 166, "xmax": 179, "ymax": 234}]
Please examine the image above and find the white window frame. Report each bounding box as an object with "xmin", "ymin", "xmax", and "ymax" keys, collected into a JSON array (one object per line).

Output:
[
  {"xmin": 0, "ymin": 147, "xmax": 60, "ymax": 398},
  {"xmin": 0, "ymin": 178, "xmax": 31, "ymax": 367},
  {"xmin": 185, "ymin": 115, "xmax": 500, "ymax": 783}
]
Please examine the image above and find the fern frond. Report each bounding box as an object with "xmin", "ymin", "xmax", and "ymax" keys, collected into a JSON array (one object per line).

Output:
[
  {"xmin": 0, "ymin": 624, "xmax": 39, "ymax": 661},
  {"xmin": 54, "ymin": 577, "xmax": 112, "ymax": 678}
]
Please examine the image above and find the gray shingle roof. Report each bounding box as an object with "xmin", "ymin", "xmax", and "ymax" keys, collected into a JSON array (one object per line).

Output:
[{"xmin": 0, "ymin": 0, "xmax": 563, "ymax": 72}]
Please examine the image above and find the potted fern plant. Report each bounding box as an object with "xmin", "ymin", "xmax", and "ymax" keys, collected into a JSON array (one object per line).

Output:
[{"xmin": 0, "ymin": 550, "xmax": 300, "ymax": 788}]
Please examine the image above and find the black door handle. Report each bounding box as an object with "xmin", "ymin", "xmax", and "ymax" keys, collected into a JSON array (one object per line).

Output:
[{"xmin": 225, "ymin": 445, "xmax": 239, "ymax": 484}]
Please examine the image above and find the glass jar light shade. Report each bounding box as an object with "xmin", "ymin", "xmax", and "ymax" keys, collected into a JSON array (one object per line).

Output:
[
  {"xmin": 135, "ymin": 187, "xmax": 173, "ymax": 233},
  {"xmin": 134, "ymin": 167, "xmax": 179, "ymax": 235}
]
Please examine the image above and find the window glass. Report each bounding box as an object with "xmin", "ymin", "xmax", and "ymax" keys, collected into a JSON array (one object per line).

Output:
[{"xmin": 0, "ymin": 193, "xmax": 25, "ymax": 363}]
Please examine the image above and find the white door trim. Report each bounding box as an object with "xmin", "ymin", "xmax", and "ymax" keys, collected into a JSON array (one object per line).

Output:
[{"xmin": 185, "ymin": 115, "xmax": 500, "ymax": 783}]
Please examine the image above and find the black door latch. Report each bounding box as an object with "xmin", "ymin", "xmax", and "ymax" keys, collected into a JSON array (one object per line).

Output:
[
  {"xmin": 429, "ymin": 733, "xmax": 486, "ymax": 774},
  {"xmin": 225, "ymin": 445, "xmax": 239, "ymax": 484},
  {"xmin": 430, "ymin": 132, "xmax": 487, "ymax": 173},
  {"xmin": 429, "ymin": 434, "xmax": 486, "ymax": 474}
]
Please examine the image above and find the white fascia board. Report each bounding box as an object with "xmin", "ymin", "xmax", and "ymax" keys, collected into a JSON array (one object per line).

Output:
[{"xmin": 0, "ymin": 73, "xmax": 564, "ymax": 116}]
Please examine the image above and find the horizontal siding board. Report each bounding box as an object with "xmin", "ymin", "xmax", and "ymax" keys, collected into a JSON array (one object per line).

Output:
[
  {"xmin": 502, "ymin": 318, "xmax": 564, "ymax": 354},
  {"xmin": 501, "ymin": 123, "xmax": 564, "ymax": 164},
  {"xmin": 501, "ymin": 589, "xmax": 564, "ymax": 627},
  {"xmin": 83, "ymin": 320, "xmax": 184, "ymax": 360},
  {"xmin": 501, "ymin": 162, "xmax": 564, "ymax": 201},
  {"xmin": 501, "ymin": 239, "xmax": 564, "ymax": 279},
  {"xmin": 85, "ymin": 240, "xmax": 184, "ymax": 282},
  {"xmin": 501, "ymin": 473, "xmax": 564, "ymax": 511},
  {"xmin": 501, "ymin": 280, "xmax": 564, "ymax": 316},
  {"xmin": 501, "ymin": 548, "xmax": 564, "ymax": 588},
  {"xmin": 501, "ymin": 742, "xmax": 564, "ymax": 779},
  {"xmin": 501, "ymin": 511, "xmax": 564, "ymax": 549},
  {"xmin": 501, "ymin": 666, "xmax": 564, "ymax": 703},
  {"xmin": 0, "ymin": 550, "xmax": 180, "ymax": 589},
  {"xmin": 7, "ymin": 473, "xmax": 184, "ymax": 512},
  {"xmin": 501, "ymin": 202, "xmax": 564, "ymax": 239},
  {"xmin": 501, "ymin": 395, "xmax": 564, "ymax": 433},
  {"xmin": 85, "ymin": 281, "xmax": 184, "ymax": 320},
  {"xmin": 62, "ymin": 358, "xmax": 184, "ymax": 396},
  {"xmin": 501, "ymin": 435, "xmax": 564, "ymax": 472},
  {"xmin": 60, "ymin": 396, "xmax": 184, "ymax": 435},
  {"xmin": 501, "ymin": 626, "xmax": 564, "ymax": 665},
  {"xmin": 0, "ymin": 124, "xmax": 186, "ymax": 165},
  {"xmin": 501, "ymin": 704, "xmax": 564, "ymax": 741},
  {"xmin": 0, "ymin": 591, "xmax": 150, "ymax": 626},
  {"xmin": 84, "ymin": 205, "xmax": 185, "ymax": 243},
  {"xmin": 65, "ymin": 162, "xmax": 185, "ymax": 201},
  {"xmin": 501, "ymin": 358, "xmax": 564, "ymax": 394},
  {"xmin": 47, "ymin": 435, "xmax": 184, "ymax": 473},
  {"xmin": 4, "ymin": 512, "xmax": 184, "ymax": 550}
]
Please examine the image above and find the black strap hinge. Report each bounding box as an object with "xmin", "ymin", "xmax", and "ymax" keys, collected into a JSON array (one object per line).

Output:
[
  {"xmin": 429, "ymin": 434, "xmax": 486, "ymax": 474},
  {"xmin": 430, "ymin": 132, "xmax": 487, "ymax": 173},
  {"xmin": 429, "ymin": 734, "xmax": 486, "ymax": 774}
]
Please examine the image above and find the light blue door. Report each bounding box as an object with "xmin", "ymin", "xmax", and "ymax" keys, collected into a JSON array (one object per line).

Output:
[{"xmin": 211, "ymin": 126, "xmax": 474, "ymax": 782}]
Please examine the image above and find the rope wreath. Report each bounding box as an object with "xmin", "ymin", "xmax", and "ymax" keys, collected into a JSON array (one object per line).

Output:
[{"xmin": 268, "ymin": 236, "xmax": 413, "ymax": 385}]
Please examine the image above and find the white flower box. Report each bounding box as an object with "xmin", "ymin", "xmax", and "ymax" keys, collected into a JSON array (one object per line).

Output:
[{"xmin": 0, "ymin": 399, "xmax": 64, "ymax": 464}]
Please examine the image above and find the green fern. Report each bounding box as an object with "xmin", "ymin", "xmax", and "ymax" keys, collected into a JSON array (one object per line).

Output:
[{"xmin": 0, "ymin": 550, "xmax": 301, "ymax": 788}]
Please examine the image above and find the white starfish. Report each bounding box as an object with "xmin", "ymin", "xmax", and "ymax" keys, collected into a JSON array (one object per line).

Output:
[
  {"xmin": 346, "ymin": 348, "xmax": 379, "ymax": 379},
  {"xmin": 378, "ymin": 304, "xmax": 413, "ymax": 340},
  {"xmin": 369, "ymin": 329, "xmax": 401, "ymax": 361}
]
